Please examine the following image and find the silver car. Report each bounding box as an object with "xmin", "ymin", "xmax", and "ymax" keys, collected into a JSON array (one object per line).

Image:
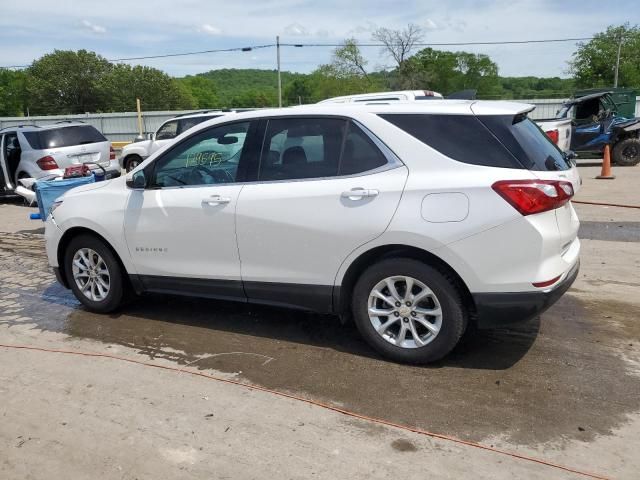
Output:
[{"xmin": 0, "ymin": 122, "xmax": 120, "ymax": 193}]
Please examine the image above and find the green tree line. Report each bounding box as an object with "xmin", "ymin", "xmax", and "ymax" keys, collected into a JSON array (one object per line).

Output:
[{"xmin": 0, "ymin": 23, "xmax": 637, "ymax": 116}]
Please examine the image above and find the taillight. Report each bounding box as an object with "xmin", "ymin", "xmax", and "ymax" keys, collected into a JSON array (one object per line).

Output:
[
  {"xmin": 545, "ymin": 129, "xmax": 559, "ymax": 145},
  {"xmin": 492, "ymin": 180, "xmax": 574, "ymax": 216},
  {"xmin": 36, "ymin": 156, "xmax": 59, "ymax": 170},
  {"xmin": 110, "ymin": 145, "xmax": 116, "ymax": 160}
]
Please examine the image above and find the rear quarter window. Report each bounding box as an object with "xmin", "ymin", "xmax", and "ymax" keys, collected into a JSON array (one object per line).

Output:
[
  {"xmin": 380, "ymin": 114, "xmax": 520, "ymax": 169},
  {"xmin": 23, "ymin": 125, "xmax": 106, "ymax": 149}
]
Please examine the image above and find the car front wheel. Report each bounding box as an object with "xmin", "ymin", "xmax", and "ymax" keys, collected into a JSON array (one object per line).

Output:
[
  {"xmin": 125, "ymin": 154, "xmax": 143, "ymax": 172},
  {"xmin": 352, "ymin": 258, "xmax": 467, "ymax": 364},
  {"xmin": 64, "ymin": 234, "xmax": 124, "ymax": 313}
]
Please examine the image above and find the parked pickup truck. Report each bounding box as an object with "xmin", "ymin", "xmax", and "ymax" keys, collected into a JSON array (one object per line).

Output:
[
  {"xmin": 536, "ymin": 118, "xmax": 573, "ymax": 153},
  {"xmin": 119, "ymin": 110, "xmax": 228, "ymax": 172}
]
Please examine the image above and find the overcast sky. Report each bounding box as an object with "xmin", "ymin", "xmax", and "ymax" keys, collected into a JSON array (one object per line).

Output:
[{"xmin": 0, "ymin": 0, "xmax": 636, "ymax": 78}]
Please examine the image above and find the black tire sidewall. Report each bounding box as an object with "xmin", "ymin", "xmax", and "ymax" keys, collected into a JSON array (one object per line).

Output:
[
  {"xmin": 613, "ymin": 138, "xmax": 640, "ymax": 166},
  {"xmin": 125, "ymin": 155, "xmax": 142, "ymax": 172},
  {"xmin": 64, "ymin": 234, "xmax": 124, "ymax": 313},
  {"xmin": 352, "ymin": 258, "xmax": 466, "ymax": 364}
]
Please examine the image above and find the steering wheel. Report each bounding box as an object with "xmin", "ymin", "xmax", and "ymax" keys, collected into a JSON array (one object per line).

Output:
[{"xmin": 191, "ymin": 164, "xmax": 234, "ymax": 184}]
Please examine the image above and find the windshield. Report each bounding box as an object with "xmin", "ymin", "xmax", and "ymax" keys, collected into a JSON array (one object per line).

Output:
[{"xmin": 23, "ymin": 125, "xmax": 107, "ymax": 149}]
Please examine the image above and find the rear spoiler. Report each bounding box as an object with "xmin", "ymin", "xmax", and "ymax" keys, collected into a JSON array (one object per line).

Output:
[{"xmin": 446, "ymin": 89, "xmax": 477, "ymax": 100}]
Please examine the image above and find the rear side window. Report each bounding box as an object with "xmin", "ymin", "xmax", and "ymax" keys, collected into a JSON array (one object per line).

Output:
[
  {"xmin": 23, "ymin": 125, "xmax": 107, "ymax": 149},
  {"xmin": 379, "ymin": 114, "xmax": 520, "ymax": 169},
  {"xmin": 259, "ymin": 118, "xmax": 345, "ymax": 181},
  {"xmin": 381, "ymin": 113, "xmax": 570, "ymax": 171},
  {"xmin": 340, "ymin": 123, "xmax": 388, "ymax": 175},
  {"xmin": 478, "ymin": 115, "xmax": 570, "ymax": 171}
]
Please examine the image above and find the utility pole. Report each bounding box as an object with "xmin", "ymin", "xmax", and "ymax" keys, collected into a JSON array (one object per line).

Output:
[
  {"xmin": 277, "ymin": 35, "xmax": 282, "ymax": 108},
  {"xmin": 614, "ymin": 34, "xmax": 623, "ymax": 88}
]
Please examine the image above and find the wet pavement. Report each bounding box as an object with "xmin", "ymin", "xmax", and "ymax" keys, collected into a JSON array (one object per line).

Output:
[{"xmin": 1, "ymin": 231, "xmax": 639, "ymax": 450}]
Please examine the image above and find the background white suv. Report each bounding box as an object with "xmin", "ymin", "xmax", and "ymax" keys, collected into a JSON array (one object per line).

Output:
[
  {"xmin": 45, "ymin": 102, "xmax": 581, "ymax": 363},
  {"xmin": 119, "ymin": 111, "xmax": 228, "ymax": 172}
]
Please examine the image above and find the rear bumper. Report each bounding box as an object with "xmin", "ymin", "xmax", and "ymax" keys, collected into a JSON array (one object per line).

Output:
[{"xmin": 472, "ymin": 259, "xmax": 580, "ymax": 329}]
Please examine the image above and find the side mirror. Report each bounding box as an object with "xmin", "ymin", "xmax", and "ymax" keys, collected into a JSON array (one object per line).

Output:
[
  {"xmin": 147, "ymin": 132, "xmax": 155, "ymax": 141},
  {"xmin": 126, "ymin": 170, "xmax": 147, "ymax": 189}
]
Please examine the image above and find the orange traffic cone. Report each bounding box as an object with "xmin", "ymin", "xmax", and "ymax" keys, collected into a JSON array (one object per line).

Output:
[{"xmin": 596, "ymin": 144, "xmax": 615, "ymax": 179}]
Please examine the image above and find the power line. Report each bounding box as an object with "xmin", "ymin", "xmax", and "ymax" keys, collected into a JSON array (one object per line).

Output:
[
  {"xmin": 283, "ymin": 37, "xmax": 595, "ymax": 47},
  {"xmin": 0, "ymin": 36, "xmax": 596, "ymax": 69}
]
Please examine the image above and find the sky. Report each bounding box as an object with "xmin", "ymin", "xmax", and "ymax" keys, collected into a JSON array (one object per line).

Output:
[{"xmin": 0, "ymin": 0, "xmax": 636, "ymax": 78}]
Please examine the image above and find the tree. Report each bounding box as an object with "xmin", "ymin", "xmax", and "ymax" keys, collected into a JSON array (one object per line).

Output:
[
  {"xmin": 26, "ymin": 50, "xmax": 112, "ymax": 114},
  {"xmin": 402, "ymin": 48, "xmax": 502, "ymax": 95},
  {"xmin": 177, "ymin": 75, "xmax": 219, "ymax": 108},
  {"xmin": 284, "ymin": 77, "xmax": 314, "ymax": 105},
  {"xmin": 570, "ymin": 24, "xmax": 640, "ymax": 89},
  {"xmin": 100, "ymin": 64, "xmax": 195, "ymax": 111},
  {"xmin": 0, "ymin": 69, "xmax": 27, "ymax": 116},
  {"xmin": 372, "ymin": 24, "xmax": 424, "ymax": 69},
  {"xmin": 331, "ymin": 38, "xmax": 369, "ymax": 80}
]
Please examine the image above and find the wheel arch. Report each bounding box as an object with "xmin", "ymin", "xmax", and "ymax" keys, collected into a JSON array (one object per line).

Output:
[
  {"xmin": 335, "ymin": 244, "xmax": 476, "ymax": 321},
  {"xmin": 57, "ymin": 226, "xmax": 132, "ymax": 291}
]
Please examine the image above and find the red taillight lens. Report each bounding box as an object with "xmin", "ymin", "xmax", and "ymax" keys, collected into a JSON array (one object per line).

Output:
[
  {"xmin": 545, "ymin": 129, "xmax": 559, "ymax": 145},
  {"xmin": 36, "ymin": 156, "xmax": 59, "ymax": 170},
  {"xmin": 492, "ymin": 180, "xmax": 574, "ymax": 216},
  {"xmin": 110, "ymin": 145, "xmax": 116, "ymax": 160}
]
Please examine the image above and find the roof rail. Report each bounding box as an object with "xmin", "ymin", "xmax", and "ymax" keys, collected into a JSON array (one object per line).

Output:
[
  {"xmin": 0, "ymin": 124, "xmax": 40, "ymax": 131},
  {"xmin": 173, "ymin": 110, "xmax": 223, "ymax": 118},
  {"xmin": 55, "ymin": 120, "xmax": 84, "ymax": 124}
]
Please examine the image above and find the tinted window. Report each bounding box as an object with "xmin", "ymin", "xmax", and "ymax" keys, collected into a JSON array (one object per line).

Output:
[
  {"xmin": 23, "ymin": 125, "xmax": 106, "ymax": 149},
  {"xmin": 339, "ymin": 123, "xmax": 388, "ymax": 175},
  {"xmin": 479, "ymin": 115, "xmax": 570, "ymax": 171},
  {"xmin": 259, "ymin": 118, "xmax": 345, "ymax": 181},
  {"xmin": 380, "ymin": 114, "xmax": 520, "ymax": 169},
  {"xmin": 152, "ymin": 122, "xmax": 249, "ymax": 187},
  {"xmin": 178, "ymin": 115, "xmax": 221, "ymax": 135},
  {"xmin": 156, "ymin": 120, "xmax": 179, "ymax": 140}
]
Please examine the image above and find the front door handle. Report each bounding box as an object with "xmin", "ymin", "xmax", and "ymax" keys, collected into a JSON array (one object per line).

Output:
[
  {"xmin": 202, "ymin": 195, "xmax": 231, "ymax": 206},
  {"xmin": 341, "ymin": 188, "xmax": 379, "ymax": 200}
]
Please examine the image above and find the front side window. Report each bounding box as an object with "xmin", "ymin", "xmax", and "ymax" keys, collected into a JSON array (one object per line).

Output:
[
  {"xmin": 156, "ymin": 120, "xmax": 179, "ymax": 140},
  {"xmin": 151, "ymin": 122, "xmax": 249, "ymax": 187},
  {"xmin": 178, "ymin": 115, "xmax": 221, "ymax": 135},
  {"xmin": 259, "ymin": 118, "xmax": 345, "ymax": 181}
]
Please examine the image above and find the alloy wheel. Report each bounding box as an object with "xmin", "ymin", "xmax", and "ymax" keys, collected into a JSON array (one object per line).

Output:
[
  {"xmin": 367, "ymin": 275, "xmax": 443, "ymax": 349},
  {"xmin": 72, "ymin": 248, "xmax": 111, "ymax": 302}
]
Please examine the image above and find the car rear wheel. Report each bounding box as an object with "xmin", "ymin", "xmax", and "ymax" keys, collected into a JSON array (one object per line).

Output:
[
  {"xmin": 64, "ymin": 234, "xmax": 124, "ymax": 313},
  {"xmin": 352, "ymin": 258, "xmax": 467, "ymax": 364},
  {"xmin": 613, "ymin": 137, "xmax": 640, "ymax": 166},
  {"xmin": 125, "ymin": 154, "xmax": 143, "ymax": 172}
]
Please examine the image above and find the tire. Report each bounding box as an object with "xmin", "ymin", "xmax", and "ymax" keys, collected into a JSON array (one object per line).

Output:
[
  {"xmin": 125, "ymin": 155, "xmax": 143, "ymax": 172},
  {"xmin": 64, "ymin": 234, "xmax": 125, "ymax": 313},
  {"xmin": 612, "ymin": 137, "xmax": 640, "ymax": 166},
  {"xmin": 352, "ymin": 258, "xmax": 467, "ymax": 364}
]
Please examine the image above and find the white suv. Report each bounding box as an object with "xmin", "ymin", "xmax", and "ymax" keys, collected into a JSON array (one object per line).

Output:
[{"xmin": 44, "ymin": 102, "xmax": 581, "ymax": 363}]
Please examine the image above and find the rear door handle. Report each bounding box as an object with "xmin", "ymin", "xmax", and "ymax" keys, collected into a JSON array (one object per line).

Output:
[
  {"xmin": 202, "ymin": 195, "xmax": 231, "ymax": 206},
  {"xmin": 341, "ymin": 188, "xmax": 379, "ymax": 200}
]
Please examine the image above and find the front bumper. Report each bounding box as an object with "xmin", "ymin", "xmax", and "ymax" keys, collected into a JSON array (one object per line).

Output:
[{"xmin": 473, "ymin": 259, "xmax": 580, "ymax": 329}]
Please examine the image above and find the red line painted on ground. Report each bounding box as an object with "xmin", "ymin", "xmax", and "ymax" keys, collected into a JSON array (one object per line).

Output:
[
  {"xmin": 0, "ymin": 343, "xmax": 610, "ymax": 480},
  {"xmin": 574, "ymin": 200, "xmax": 640, "ymax": 210}
]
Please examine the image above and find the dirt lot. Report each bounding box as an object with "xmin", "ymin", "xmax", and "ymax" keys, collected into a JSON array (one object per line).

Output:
[{"xmin": 1, "ymin": 163, "xmax": 639, "ymax": 479}]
